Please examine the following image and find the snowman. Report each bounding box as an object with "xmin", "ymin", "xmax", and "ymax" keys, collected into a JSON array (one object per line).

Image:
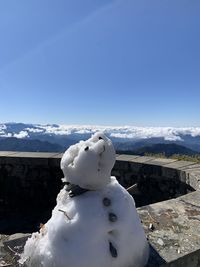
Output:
[{"xmin": 19, "ymin": 132, "xmax": 149, "ymax": 267}]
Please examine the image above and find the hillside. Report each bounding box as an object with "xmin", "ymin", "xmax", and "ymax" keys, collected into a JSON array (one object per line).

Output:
[
  {"xmin": 0, "ymin": 137, "xmax": 63, "ymax": 152},
  {"xmin": 117, "ymin": 143, "xmax": 200, "ymax": 157}
]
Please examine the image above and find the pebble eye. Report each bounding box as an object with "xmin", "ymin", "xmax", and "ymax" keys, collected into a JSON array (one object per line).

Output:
[
  {"xmin": 85, "ymin": 146, "xmax": 89, "ymax": 151},
  {"xmin": 99, "ymin": 137, "xmax": 103, "ymax": 140}
]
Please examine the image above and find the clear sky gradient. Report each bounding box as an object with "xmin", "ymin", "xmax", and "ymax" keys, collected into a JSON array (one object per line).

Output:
[{"xmin": 0, "ymin": 0, "xmax": 200, "ymax": 126}]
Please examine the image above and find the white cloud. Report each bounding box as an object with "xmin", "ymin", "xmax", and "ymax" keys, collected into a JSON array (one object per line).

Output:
[
  {"xmin": 0, "ymin": 124, "xmax": 7, "ymax": 131},
  {"xmin": 13, "ymin": 131, "xmax": 29, "ymax": 139},
  {"xmin": 25, "ymin": 127, "xmax": 44, "ymax": 133},
  {"xmin": 1, "ymin": 123, "xmax": 200, "ymax": 141},
  {"xmin": 0, "ymin": 132, "xmax": 12, "ymax": 138},
  {"xmin": 109, "ymin": 127, "xmax": 183, "ymax": 141},
  {"xmin": 35, "ymin": 125, "xmax": 200, "ymax": 142}
]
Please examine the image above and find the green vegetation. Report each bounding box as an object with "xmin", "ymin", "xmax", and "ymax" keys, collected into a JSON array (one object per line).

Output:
[{"xmin": 145, "ymin": 153, "xmax": 200, "ymax": 163}]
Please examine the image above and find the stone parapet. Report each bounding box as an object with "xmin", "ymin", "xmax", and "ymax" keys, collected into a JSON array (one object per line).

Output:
[{"xmin": 0, "ymin": 152, "xmax": 200, "ymax": 266}]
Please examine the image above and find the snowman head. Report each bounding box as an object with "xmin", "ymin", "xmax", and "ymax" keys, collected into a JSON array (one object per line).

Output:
[{"xmin": 60, "ymin": 132, "xmax": 116, "ymax": 190}]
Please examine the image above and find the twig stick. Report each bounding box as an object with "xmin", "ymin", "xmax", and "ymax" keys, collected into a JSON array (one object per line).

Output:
[
  {"xmin": 58, "ymin": 209, "xmax": 71, "ymax": 220},
  {"xmin": 7, "ymin": 245, "xmax": 20, "ymax": 256},
  {"xmin": 126, "ymin": 184, "xmax": 140, "ymax": 195}
]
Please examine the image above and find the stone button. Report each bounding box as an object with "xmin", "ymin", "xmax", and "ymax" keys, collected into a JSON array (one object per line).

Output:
[
  {"xmin": 103, "ymin": 197, "xmax": 111, "ymax": 207},
  {"xmin": 109, "ymin": 241, "xmax": 118, "ymax": 258},
  {"xmin": 108, "ymin": 212, "xmax": 117, "ymax": 222}
]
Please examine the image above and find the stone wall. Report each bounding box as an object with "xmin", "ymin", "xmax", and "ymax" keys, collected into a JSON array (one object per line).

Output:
[
  {"xmin": 1, "ymin": 152, "xmax": 200, "ymax": 266},
  {"xmin": 0, "ymin": 152, "xmax": 200, "ymax": 234},
  {"xmin": 0, "ymin": 152, "xmax": 63, "ymax": 233},
  {"xmin": 113, "ymin": 155, "xmax": 198, "ymax": 207}
]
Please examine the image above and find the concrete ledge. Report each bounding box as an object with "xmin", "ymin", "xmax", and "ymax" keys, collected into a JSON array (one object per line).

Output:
[
  {"xmin": 0, "ymin": 151, "xmax": 63, "ymax": 166},
  {"xmin": 139, "ymin": 191, "xmax": 200, "ymax": 266}
]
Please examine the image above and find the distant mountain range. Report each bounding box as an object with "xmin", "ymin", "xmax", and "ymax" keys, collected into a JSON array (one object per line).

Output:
[
  {"xmin": 0, "ymin": 137, "xmax": 63, "ymax": 152},
  {"xmin": 0, "ymin": 123, "xmax": 200, "ymax": 155},
  {"xmin": 117, "ymin": 143, "xmax": 200, "ymax": 157}
]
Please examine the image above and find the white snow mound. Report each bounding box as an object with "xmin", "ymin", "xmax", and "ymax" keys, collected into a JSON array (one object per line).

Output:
[
  {"xmin": 19, "ymin": 133, "xmax": 149, "ymax": 267},
  {"xmin": 60, "ymin": 132, "xmax": 116, "ymax": 190}
]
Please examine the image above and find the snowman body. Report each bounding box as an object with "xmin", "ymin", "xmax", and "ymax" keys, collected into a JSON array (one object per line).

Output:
[{"xmin": 20, "ymin": 133, "xmax": 149, "ymax": 267}]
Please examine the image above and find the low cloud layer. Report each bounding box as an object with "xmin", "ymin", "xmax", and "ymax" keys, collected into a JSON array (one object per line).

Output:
[
  {"xmin": 13, "ymin": 130, "xmax": 29, "ymax": 139},
  {"xmin": 1, "ymin": 123, "xmax": 200, "ymax": 141}
]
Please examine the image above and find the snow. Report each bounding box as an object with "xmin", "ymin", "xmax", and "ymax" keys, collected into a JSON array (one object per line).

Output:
[
  {"xmin": 19, "ymin": 132, "xmax": 149, "ymax": 267},
  {"xmin": 60, "ymin": 132, "xmax": 116, "ymax": 190}
]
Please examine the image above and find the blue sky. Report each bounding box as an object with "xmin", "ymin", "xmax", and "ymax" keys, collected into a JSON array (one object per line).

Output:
[{"xmin": 0, "ymin": 0, "xmax": 200, "ymax": 126}]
